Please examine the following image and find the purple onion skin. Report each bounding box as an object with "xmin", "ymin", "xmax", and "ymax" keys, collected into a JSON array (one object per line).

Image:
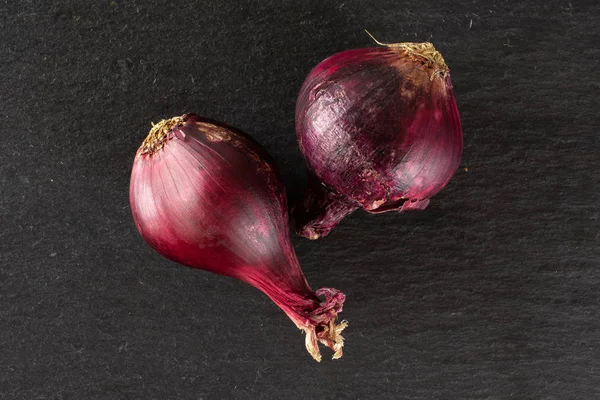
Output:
[
  {"xmin": 130, "ymin": 114, "xmax": 347, "ymax": 361},
  {"xmin": 294, "ymin": 44, "xmax": 463, "ymax": 239}
]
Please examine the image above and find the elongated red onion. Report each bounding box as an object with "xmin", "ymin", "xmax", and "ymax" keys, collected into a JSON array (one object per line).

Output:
[
  {"xmin": 294, "ymin": 35, "xmax": 463, "ymax": 239},
  {"xmin": 129, "ymin": 114, "xmax": 347, "ymax": 361}
]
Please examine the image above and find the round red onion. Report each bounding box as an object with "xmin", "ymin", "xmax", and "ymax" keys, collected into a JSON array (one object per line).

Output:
[
  {"xmin": 130, "ymin": 114, "xmax": 347, "ymax": 361},
  {"xmin": 294, "ymin": 38, "xmax": 463, "ymax": 239}
]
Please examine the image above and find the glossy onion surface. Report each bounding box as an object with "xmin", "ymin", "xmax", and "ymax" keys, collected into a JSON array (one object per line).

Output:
[{"xmin": 130, "ymin": 114, "xmax": 347, "ymax": 361}]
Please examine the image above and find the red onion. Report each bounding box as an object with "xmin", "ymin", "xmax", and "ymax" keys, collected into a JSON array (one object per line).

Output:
[
  {"xmin": 129, "ymin": 114, "xmax": 347, "ymax": 361},
  {"xmin": 294, "ymin": 35, "xmax": 463, "ymax": 239}
]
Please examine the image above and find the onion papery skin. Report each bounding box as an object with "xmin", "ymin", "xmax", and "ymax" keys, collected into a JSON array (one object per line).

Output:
[
  {"xmin": 294, "ymin": 43, "xmax": 463, "ymax": 239},
  {"xmin": 130, "ymin": 114, "xmax": 347, "ymax": 361}
]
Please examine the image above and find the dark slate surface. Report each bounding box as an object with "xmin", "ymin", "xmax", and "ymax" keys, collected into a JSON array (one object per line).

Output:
[{"xmin": 1, "ymin": 1, "xmax": 599, "ymax": 399}]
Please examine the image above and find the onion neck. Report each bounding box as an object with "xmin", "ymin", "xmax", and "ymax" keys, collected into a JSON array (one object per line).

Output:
[
  {"xmin": 292, "ymin": 172, "xmax": 359, "ymax": 240},
  {"xmin": 252, "ymin": 275, "xmax": 347, "ymax": 361}
]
